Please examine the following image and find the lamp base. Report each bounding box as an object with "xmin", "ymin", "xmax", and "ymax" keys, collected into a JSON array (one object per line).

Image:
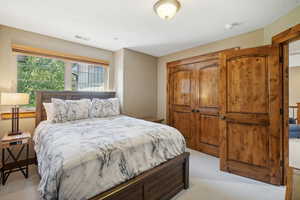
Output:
[
  {"xmin": 10, "ymin": 106, "xmax": 21, "ymax": 136},
  {"xmin": 8, "ymin": 131, "xmax": 22, "ymax": 136}
]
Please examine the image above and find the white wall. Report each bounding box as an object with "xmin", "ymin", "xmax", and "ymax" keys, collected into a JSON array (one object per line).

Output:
[
  {"xmin": 123, "ymin": 49, "xmax": 157, "ymax": 118},
  {"xmin": 289, "ymin": 40, "xmax": 300, "ymax": 67},
  {"xmin": 114, "ymin": 49, "xmax": 158, "ymax": 118},
  {"xmin": 113, "ymin": 49, "xmax": 124, "ymax": 109},
  {"xmin": 289, "ymin": 66, "xmax": 300, "ymax": 106},
  {"xmin": 264, "ymin": 6, "xmax": 300, "ymax": 44},
  {"xmin": 290, "ymin": 54, "xmax": 300, "ymax": 67}
]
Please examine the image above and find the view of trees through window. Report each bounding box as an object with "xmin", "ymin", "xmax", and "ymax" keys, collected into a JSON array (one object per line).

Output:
[{"xmin": 17, "ymin": 55, "xmax": 65, "ymax": 106}]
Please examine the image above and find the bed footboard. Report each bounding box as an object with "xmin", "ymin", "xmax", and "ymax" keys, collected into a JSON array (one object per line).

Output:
[{"xmin": 90, "ymin": 152, "xmax": 190, "ymax": 200}]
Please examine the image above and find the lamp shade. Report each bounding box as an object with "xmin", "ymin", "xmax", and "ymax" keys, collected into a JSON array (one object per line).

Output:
[{"xmin": 0, "ymin": 93, "xmax": 29, "ymax": 106}]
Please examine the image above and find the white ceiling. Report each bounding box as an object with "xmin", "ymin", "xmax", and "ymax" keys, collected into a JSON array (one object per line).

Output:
[{"xmin": 0, "ymin": 0, "xmax": 299, "ymax": 57}]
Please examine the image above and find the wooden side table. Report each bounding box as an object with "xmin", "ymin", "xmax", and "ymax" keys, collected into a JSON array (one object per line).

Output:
[{"xmin": 0, "ymin": 132, "xmax": 31, "ymax": 185}]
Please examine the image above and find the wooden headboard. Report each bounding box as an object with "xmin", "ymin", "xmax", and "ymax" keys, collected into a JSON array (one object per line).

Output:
[{"xmin": 35, "ymin": 91, "xmax": 116, "ymax": 126}]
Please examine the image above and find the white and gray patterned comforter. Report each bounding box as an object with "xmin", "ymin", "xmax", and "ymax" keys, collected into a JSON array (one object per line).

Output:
[{"xmin": 34, "ymin": 115, "xmax": 186, "ymax": 200}]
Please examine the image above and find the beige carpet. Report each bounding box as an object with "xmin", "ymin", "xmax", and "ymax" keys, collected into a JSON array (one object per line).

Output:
[{"xmin": 0, "ymin": 149, "xmax": 285, "ymax": 200}]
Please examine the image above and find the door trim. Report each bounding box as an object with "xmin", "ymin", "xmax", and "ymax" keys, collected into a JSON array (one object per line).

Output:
[{"xmin": 272, "ymin": 23, "xmax": 300, "ymax": 185}]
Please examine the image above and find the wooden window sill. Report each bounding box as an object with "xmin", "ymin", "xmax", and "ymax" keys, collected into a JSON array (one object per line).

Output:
[{"xmin": 1, "ymin": 111, "xmax": 36, "ymax": 120}]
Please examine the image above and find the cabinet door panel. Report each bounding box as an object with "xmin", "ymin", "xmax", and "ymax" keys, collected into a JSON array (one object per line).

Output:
[
  {"xmin": 173, "ymin": 71, "xmax": 191, "ymax": 106},
  {"xmin": 168, "ymin": 65, "xmax": 196, "ymax": 149},
  {"xmin": 227, "ymin": 57, "xmax": 268, "ymax": 113},
  {"xmin": 199, "ymin": 115, "xmax": 219, "ymax": 146},
  {"xmin": 197, "ymin": 113, "xmax": 219, "ymax": 157},
  {"xmin": 198, "ymin": 65, "xmax": 219, "ymax": 107},
  {"xmin": 194, "ymin": 58, "xmax": 220, "ymax": 157},
  {"xmin": 173, "ymin": 111, "xmax": 192, "ymax": 143}
]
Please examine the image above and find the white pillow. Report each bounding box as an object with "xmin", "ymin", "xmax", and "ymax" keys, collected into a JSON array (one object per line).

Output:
[
  {"xmin": 90, "ymin": 98, "xmax": 120, "ymax": 118},
  {"xmin": 52, "ymin": 98, "xmax": 69, "ymax": 123},
  {"xmin": 51, "ymin": 98, "xmax": 91, "ymax": 123},
  {"xmin": 65, "ymin": 99, "xmax": 91, "ymax": 121},
  {"xmin": 43, "ymin": 103, "xmax": 54, "ymax": 121}
]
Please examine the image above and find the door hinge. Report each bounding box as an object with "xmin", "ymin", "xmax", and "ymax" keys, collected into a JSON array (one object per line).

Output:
[
  {"xmin": 279, "ymin": 56, "xmax": 284, "ymax": 64},
  {"xmin": 280, "ymin": 160, "xmax": 284, "ymax": 167},
  {"xmin": 280, "ymin": 108, "xmax": 283, "ymax": 115}
]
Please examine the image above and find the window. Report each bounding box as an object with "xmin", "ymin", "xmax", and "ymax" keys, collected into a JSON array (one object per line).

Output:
[
  {"xmin": 72, "ymin": 63, "xmax": 107, "ymax": 91},
  {"xmin": 17, "ymin": 55, "xmax": 108, "ymax": 107},
  {"xmin": 17, "ymin": 55, "xmax": 65, "ymax": 106}
]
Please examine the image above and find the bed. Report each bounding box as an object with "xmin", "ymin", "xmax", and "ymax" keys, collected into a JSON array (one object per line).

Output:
[
  {"xmin": 289, "ymin": 118, "xmax": 300, "ymax": 138},
  {"xmin": 290, "ymin": 125, "xmax": 300, "ymax": 138},
  {"xmin": 34, "ymin": 91, "xmax": 189, "ymax": 200}
]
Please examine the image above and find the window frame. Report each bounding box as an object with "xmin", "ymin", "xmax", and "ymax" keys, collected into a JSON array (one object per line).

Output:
[{"xmin": 4, "ymin": 44, "xmax": 110, "ymax": 119}]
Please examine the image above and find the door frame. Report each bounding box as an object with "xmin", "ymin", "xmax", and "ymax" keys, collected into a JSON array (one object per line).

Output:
[{"xmin": 272, "ymin": 24, "xmax": 300, "ymax": 184}]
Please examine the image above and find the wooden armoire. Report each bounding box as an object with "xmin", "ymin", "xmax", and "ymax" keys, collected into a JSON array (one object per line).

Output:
[
  {"xmin": 167, "ymin": 51, "xmax": 223, "ymax": 157},
  {"xmin": 167, "ymin": 45, "xmax": 283, "ymax": 185}
]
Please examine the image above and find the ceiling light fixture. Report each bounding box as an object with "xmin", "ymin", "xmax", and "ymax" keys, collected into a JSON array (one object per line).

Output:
[
  {"xmin": 154, "ymin": 0, "xmax": 181, "ymax": 20},
  {"xmin": 225, "ymin": 22, "xmax": 241, "ymax": 30},
  {"xmin": 75, "ymin": 35, "xmax": 90, "ymax": 41}
]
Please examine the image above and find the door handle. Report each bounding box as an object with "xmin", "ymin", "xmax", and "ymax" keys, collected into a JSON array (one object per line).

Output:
[{"xmin": 192, "ymin": 109, "xmax": 200, "ymax": 113}]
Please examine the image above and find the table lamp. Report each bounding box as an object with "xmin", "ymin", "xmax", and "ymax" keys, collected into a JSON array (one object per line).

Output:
[{"xmin": 0, "ymin": 93, "xmax": 29, "ymax": 136}]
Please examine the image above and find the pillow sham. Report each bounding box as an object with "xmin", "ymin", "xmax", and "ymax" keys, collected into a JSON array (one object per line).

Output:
[
  {"xmin": 51, "ymin": 98, "xmax": 69, "ymax": 123},
  {"xmin": 66, "ymin": 99, "xmax": 91, "ymax": 121},
  {"xmin": 51, "ymin": 98, "xmax": 91, "ymax": 123},
  {"xmin": 90, "ymin": 98, "xmax": 120, "ymax": 118},
  {"xmin": 43, "ymin": 103, "xmax": 54, "ymax": 121}
]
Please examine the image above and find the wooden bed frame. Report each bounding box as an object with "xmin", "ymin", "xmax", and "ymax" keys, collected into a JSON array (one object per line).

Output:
[{"xmin": 35, "ymin": 91, "xmax": 190, "ymax": 200}]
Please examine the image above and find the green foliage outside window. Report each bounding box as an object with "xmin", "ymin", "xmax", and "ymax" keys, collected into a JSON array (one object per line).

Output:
[{"xmin": 17, "ymin": 56, "xmax": 65, "ymax": 107}]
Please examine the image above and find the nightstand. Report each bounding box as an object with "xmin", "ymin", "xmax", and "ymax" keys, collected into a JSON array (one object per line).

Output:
[
  {"xmin": 0, "ymin": 132, "xmax": 31, "ymax": 185},
  {"xmin": 123, "ymin": 113, "xmax": 164, "ymax": 123},
  {"xmin": 142, "ymin": 117, "xmax": 164, "ymax": 123}
]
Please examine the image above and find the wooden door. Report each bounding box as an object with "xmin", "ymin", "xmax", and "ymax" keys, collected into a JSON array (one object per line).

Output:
[
  {"xmin": 168, "ymin": 64, "xmax": 197, "ymax": 148},
  {"xmin": 194, "ymin": 54, "xmax": 220, "ymax": 157},
  {"xmin": 219, "ymin": 45, "xmax": 283, "ymax": 185}
]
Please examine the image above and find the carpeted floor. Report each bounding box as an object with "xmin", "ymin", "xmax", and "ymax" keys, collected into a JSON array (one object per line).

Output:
[{"xmin": 0, "ymin": 149, "xmax": 285, "ymax": 200}]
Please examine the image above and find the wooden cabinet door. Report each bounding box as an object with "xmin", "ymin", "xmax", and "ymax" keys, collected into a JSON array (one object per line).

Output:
[
  {"xmin": 219, "ymin": 45, "xmax": 283, "ymax": 185},
  {"xmin": 168, "ymin": 64, "xmax": 197, "ymax": 148},
  {"xmin": 194, "ymin": 57, "xmax": 220, "ymax": 157}
]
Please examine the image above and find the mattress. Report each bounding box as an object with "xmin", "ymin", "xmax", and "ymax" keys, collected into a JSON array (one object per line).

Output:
[{"xmin": 33, "ymin": 115, "xmax": 185, "ymax": 200}]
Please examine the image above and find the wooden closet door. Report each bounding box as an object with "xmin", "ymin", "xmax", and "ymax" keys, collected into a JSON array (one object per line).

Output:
[
  {"xmin": 168, "ymin": 64, "xmax": 197, "ymax": 148},
  {"xmin": 219, "ymin": 45, "xmax": 283, "ymax": 185},
  {"xmin": 194, "ymin": 57, "xmax": 220, "ymax": 157}
]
